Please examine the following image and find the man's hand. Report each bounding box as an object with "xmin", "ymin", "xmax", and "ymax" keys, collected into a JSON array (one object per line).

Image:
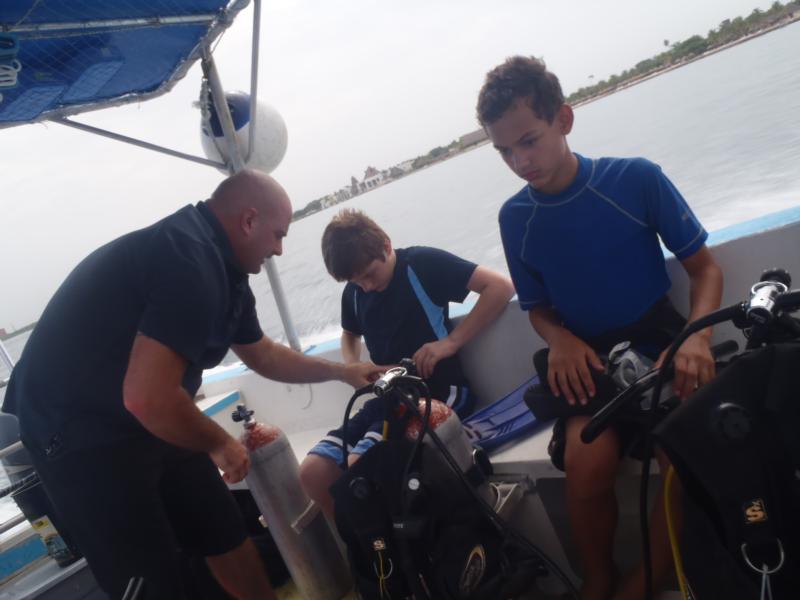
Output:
[
  {"xmin": 341, "ymin": 362, "xmax": 386, "ymax": 388},
  {"xmin": 413, "ymin": 338, "xmax": 458, "ymax": 379},
  {"xmin": 658, "ymin": 333, "xmax": 715, "ymax": 399},
  {"xmin": 547, "ymin": 331, "xmax": 605, "ymax": 405},
  {"xmin": 210, "ymin": 437, "xmax": 250, "ymax": 484}
]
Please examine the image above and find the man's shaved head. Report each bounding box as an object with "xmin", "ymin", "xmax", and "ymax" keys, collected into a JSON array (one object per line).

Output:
[
  {"xmin": 209, "ymin": 169, "xmax": 289, "ymax": 216},
  {"xmin": 207, "ymin": 169, "xmax": 293, "ymax": 274}
]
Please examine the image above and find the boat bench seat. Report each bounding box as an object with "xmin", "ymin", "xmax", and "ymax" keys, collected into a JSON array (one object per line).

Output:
[{"xmin": 285, "ymin": 426, "xmax": 334, "ymax": 460}]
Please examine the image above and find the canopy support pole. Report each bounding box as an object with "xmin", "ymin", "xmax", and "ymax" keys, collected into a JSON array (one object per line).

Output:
[{"xmin": 201, "ymin": 36, "xmax": 302, "ymax": 352}]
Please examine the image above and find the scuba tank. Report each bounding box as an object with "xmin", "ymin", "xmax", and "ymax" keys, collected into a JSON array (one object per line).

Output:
[
  {"xmin": 232, "ymin": 405, "xmax": 351, "ymax": 600},
  {"xmin": 403, "ymin": 398, "xmax": 496, "ymax": 508}
]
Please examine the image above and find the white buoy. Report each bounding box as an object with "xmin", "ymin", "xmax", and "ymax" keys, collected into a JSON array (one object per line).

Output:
[{"xmin": 200, "ymin": 91, "xmax": 288, "ymax": 174}]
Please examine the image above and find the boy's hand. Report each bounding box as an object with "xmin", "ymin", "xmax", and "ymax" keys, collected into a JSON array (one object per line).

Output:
[
  {"xmin": 341, "ymin": 361, "xmax": 387, "ymax": 388},
  {"xmin": 413, "ymin": 338, "xmax": 458, "ymax": 379},
  {"xmin": 657, "ymin": 333, "xmax": 715, "ymax": 400},
  {"xmin": 547, "ymin": 331, "xmax": 605, "ymax": 405}
]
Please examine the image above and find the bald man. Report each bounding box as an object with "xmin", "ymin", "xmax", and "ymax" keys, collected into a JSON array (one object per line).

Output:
[{"xmin": 4, "ymin": 170, "xmax": 382, "ymax": 600}]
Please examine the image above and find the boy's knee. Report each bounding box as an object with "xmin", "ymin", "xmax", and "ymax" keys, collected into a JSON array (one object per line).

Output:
[{"xmin": 563, "ymin": 425, "xmax": 620, "ymax": 492}]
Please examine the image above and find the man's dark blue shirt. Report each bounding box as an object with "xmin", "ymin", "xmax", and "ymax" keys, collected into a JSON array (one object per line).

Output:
[{"xmin": 4, "ymin": 202, "xmax": 263, "ymax": 454}]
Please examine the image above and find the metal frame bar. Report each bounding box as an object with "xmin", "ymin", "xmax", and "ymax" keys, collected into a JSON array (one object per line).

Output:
[
  {"xmin": 201, "ymin": 52, "xmax": 245, "ymax": 171},
  {"xmin": 5, "ymin": 15, "xmax": 217, "ymax": 34},
  {"xmin": 0, "ymin": 513, "xmax": 26, "ymax": 535},
  {"xmin": 201, "ymin": 36, "xmax": 302, "ymax": 351},
  {"xmin": 0, "ymin": 441, "xmax": 24, "ymax": 461},
  {"xmin": 0, "ymin": 336, "xmax": 23, "ymax": 534},
  {"xmin": 52, "ymin": 118, "xmax": 227, "ymax": 169},
  {"xmin": 0, "ymin": 434, "xmax": 25, "ymax": 534},
  {"xmin": 0, "ymin": 338, "xmax": 13, "ymax": 373},
  {"xmin": 246, "ymin": 0, "xmax": 262, "ymax": 162}
]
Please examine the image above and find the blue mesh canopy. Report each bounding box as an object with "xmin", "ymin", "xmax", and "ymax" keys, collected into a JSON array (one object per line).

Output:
[{"xmin": 0, "ymin": 0, "xmax": 248, "ymax": 127}]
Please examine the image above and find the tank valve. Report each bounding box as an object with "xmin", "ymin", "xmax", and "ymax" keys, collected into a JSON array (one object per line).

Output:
[{"xmin": 231, "ymin": 404, "xmax": 255, "ymax": 424}]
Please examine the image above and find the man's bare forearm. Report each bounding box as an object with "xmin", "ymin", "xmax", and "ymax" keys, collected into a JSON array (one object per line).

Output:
[
  {"xmin": 233, "ymin": 337, "xmax": 346, "ymax": 383},
  {"xmin": 125, "ymin": 384, "xmax": 232, "ymax": 453}
]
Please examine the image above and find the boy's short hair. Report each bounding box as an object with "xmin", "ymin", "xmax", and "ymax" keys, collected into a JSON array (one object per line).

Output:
[
  {"xmin": 477, "ymin": 55, "xmax": 564, "ymax": 125},
  {"xmin": 321, "ymin": 209, "xmax": 389, "ymax": 281}
]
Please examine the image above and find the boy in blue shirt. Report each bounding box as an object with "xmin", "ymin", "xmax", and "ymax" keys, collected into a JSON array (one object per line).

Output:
[
  {"xmin": 299, "ymin": 209, "xmax": 514, "ymax": 517},
  {"xmin": 477, "ymin": 56, "xmax": 723, "ymax": 600}
]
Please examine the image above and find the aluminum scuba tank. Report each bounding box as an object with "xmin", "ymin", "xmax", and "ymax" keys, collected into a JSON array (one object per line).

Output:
[
  {"xmin": 403, "ymin": 399, "xmax": 496, "ymax": 507},
  {"xmin": 232, "ymin": 405, "xmax": 351, "ymax": 600}
]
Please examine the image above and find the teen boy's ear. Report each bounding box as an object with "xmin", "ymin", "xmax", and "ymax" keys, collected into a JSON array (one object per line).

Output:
[{"xmin": 556, "ymin": 104, "xmax": 575, "ymax": 135}]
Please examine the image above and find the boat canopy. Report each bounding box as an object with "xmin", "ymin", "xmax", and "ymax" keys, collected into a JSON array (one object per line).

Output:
[{"xmin": 0, "ymin": 0, "xmax": 248, "ymax": 128}]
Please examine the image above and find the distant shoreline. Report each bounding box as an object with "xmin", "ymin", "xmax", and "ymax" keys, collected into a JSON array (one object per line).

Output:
[
  {"xmin": 570, "ymin": 14, "xmax": 800, "ymax": 110},
  {"xmin": 292, "ymin": 11, "xmax": 800, "ymax": 222},
  {"xmin": 407, "ymin": 14, "xmax": 800, "ymax": 169}
]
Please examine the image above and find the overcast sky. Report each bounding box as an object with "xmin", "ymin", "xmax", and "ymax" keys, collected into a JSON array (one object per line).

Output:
[{"xmin": 0, "ymin": 0, "xmax": 775, "ymax": 329}]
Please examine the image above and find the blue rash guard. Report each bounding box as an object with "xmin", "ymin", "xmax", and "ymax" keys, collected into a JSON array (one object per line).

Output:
[{"xmin": 499, "ymin": 154, "xmax": 707, "ymax": 339}]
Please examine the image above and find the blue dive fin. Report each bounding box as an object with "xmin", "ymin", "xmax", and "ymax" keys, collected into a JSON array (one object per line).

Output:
[{"xmin": 462, "ymin": 375, "xmax": 541, "ymax": 451}]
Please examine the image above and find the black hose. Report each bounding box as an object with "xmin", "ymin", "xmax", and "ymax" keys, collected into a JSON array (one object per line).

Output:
[
  {"xmin": 396, "ymin": 378, "xmax": 431, "ymax": 520},
  {"xmin": 340, "ymin": 383, "xmax": 375, "ymax": 468},
  {"xmin": 395, "ymin": 378, "xmax": 433, "ymax": 599}
]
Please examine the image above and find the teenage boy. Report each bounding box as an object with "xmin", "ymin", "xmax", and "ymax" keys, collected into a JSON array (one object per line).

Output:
[
  {"xmin": 477, "ymin": 56, "xmax": 723, "ymax": 600},
  {"xmin": 299, "ymin": 209, "xmax": 515, "ymax": 517}
]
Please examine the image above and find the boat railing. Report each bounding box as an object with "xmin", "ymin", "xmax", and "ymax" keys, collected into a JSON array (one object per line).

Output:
[
  {"xmin": 0, "ymin": 334, "xmax": 26, "ymax": 536},
  {"xmin": 0, "ymin": 439, "xmax": 27, "ymax": 535},
  {"xmin": 0, "ymin": 338, "xmax": 14, "ymax": 373},
  {"xmin": 0, "ymin": 512, "xmax": 27, "ymax": 535},
  {"xmin": 0, "ymin": 441, "xmax": 24, "ymax": 461}
]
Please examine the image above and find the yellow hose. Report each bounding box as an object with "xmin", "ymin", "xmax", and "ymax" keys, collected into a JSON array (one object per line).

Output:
[{"xmin": 665, "ymin": 466, "xmax": 691, "ymax": 600}]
